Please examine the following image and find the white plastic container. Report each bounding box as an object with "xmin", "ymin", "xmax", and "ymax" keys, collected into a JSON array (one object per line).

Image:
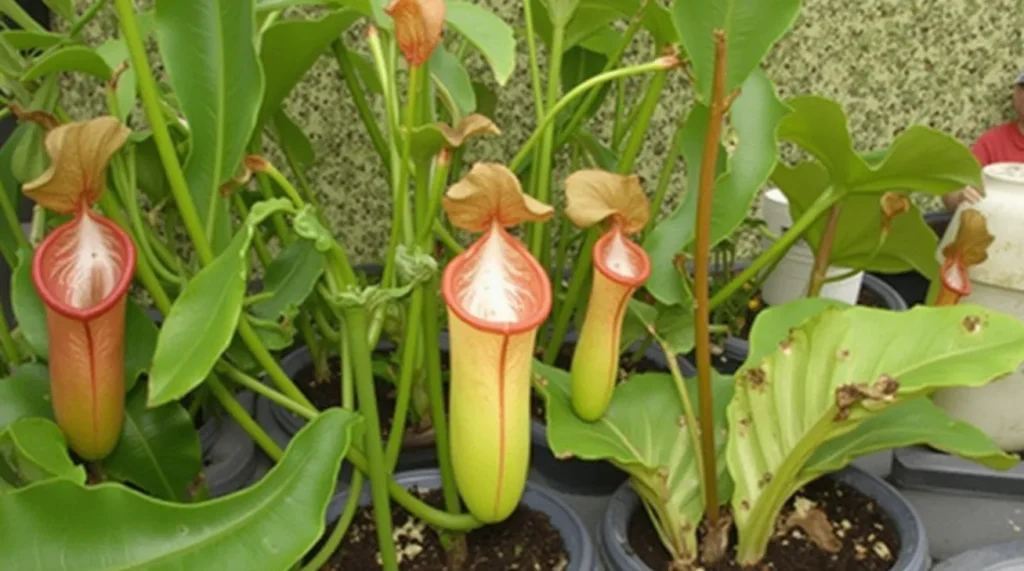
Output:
[
  {"xmin": 933, "ymin": 163, "xmax": 1024, "ymax": 451},
  {"xmin": 759, "ymin": 188, "xmax": 864, "ymax": 305}
]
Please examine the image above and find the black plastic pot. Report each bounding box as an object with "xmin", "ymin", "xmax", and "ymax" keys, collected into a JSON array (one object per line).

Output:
[
  {"xmin": 599, "ymin": 465, "xmax": 930, "ymax": 571},
  {"xmin": 712, "ymin": 272, "xmax": 908, "ymax": 374},
  {"xmin": 869, "ymin": 211, "xmax": 952, "ymax": 308},
  {"xmin": 530, "ymin": 344, "xmax": 697, "ymax": 497},
  {"xmin": 323, "ymin": 468, "xmax": 597, "ymax": 570},
  {"xmin": 198, "ymin": 391, "xmax": 261, "ymax": 497}
]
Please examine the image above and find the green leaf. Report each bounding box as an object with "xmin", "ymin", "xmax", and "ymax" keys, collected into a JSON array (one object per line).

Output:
[
  {"xmin": 11, "ymin": 77, "xmax": 59, "ymax": 184},
  {"xmin": 0, "ymin": 30, "xmax": 63, "ymax": 50},
  {"xmin": 155, "ymin": 0, "xmax": 265, "ymax": 252},
  {"xmin": 133, "ymin": 133, "xmax": 171, "ymax": 201},
  {"xmin": 727, "ymin": 303, "xmax": 1024, "ymax": 563},
  {"xmin": 644, "ymin": 71, "xmax": 787, "ymax": 305},
  {"xmin": 348, "ymin": 49, "xmax": 383, "ymax": 94},
  {"xmin": 774, "ymin": 161, "xmax": 941, "ymax": 278},
  {"xmin": 672, "ymin": 0, "xmax": 801, "ymax": 103},
  {"xmin": 247, "ymin": 314, "xmax": 297, "ymax": 351},
  {"xmin": 445, "ymin": 2, "xmax": 516, "ymax": 86},
  {"xmin": 21, "ymin": 45, "xmax": 112, "ymax": 82},
  {"xmin": 539, "ymin": 0, "xmax": 580, "ymax": 26},
  {"xmin": 560, "ymin": 46, "xmax": 610, "ymax": 121},
  {"xmin": 11, "ymin": 247, "xmax": 47, "ymax": 359},
  {"xmin": 0, "ymin": 409, "xmax": 360, "ymax": 570},
  {"xmin": 0, "ymin": 364, "xmax": 52, "ymax": 431},
  {"xmin": 0, "ymin": 417, "xmax": 84, "ymax": 491},
  {"xmin": 0, "ymin": 127, "xmax": 27, "ymax": 265},
  {"xmin": 429, "ymin": 46, "xmax": 476, "ymax": 118},
  {"xmin": 292, "ymin": 207, "xmax": 333, "ymax": 252},
  {"xmin": 620, "ymin": 299, "xmax": 656, "ymax": 352},
  {"xmin": 471, "ymin": 82, "xmax": 497, "ymax": 120},
  {"xmin": 252, "ymin": 239, "xmax": 326, "ymax": 321},
  {"xmin": 42, "ymin": 0, "xmax": 73, "ymax": 21},
  {"xmin": 257, "ymin": 9, "xmax": 361, "ymax": 129},
  {"xmin": 95, "ymin": 39, "xmax": 136, "ymax": 120},
  {"xmin": 806, "ymin": 397, "xmax": 1018, "ymax": 480},
  {"xmin": 654, "ymin": 305, "xmax": 696, "ymax": 355},
  {"xmin": 102, "ymin": 383, "xmax": 202, "ymax": 502},
  {"xmin": 148, "ymin": 199, "xmax": 293, "ymax": 406},
  {"xmin": 574, "ymin": 130, "xmax": 618, "ymax": 171},
  {"xmin": 124, "ymin": 301, "xmax": 159, "ymax": 393},
  {"xmin": 272, "ymin": 110, "xmax": 315, "ymax": 169},
  {"xmin": 534, "ymin": 361, "xmax": 732, "ymax": 563}
]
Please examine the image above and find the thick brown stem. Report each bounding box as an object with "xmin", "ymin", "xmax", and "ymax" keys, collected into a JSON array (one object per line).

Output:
[
  {"xmin": 693, "ymin": 30, "xmax": 730, "ymax": 527},
  {"xmin": 807, "ymin": 204, "xmax": 842, "ymax": 297}
]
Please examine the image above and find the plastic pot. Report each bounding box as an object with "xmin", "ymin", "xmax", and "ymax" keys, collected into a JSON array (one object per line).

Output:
[
  {"xmin": 713, "ymin": 273, "xmax": 908, "ymax": 375},
  {"xmin": 599, "ymin": 465, "xmax": 930, "ymax": 571},
  {"xmin": 256, "ymin": 335, "xmax": 446, "ymax": 474},
  {"xmin": 323, "ymin": 468, "xmax": 596, "ymax": 571},
  {"xmin": 530, "ymin": 344, "xmax": 697, "ymax": 497},
  {"xmin": 198, "ymin": 391, "xmax": 261, "ymax": 497},
  {"xmin": 933, "ymin": 540, "xmax": 1024, "ymax": 571}
]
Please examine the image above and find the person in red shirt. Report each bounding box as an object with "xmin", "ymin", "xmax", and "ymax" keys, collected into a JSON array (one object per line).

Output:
[{"xmin": 943, "ymin": 71, "xmax": 1024, "ymax": 210}]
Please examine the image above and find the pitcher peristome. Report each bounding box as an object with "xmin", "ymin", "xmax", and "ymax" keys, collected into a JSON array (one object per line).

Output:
[
  {"xmin": 441, "ymin": 163, "xmax": 552, "ymax": 522},
  {"xmin": 936, "ymin": 208, "xmax": 993, "ymax": 306},
  {"xmin": 564, "ymin": 170, "xmax": 651, "ymax": 421},
  {"xmin": 24, "ymin": 116, "xmax": 135, "ymax": 460}
]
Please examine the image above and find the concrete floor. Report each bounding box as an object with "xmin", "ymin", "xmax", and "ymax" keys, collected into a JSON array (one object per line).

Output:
[{"xmin": 537, "ymin": 451, "xmax": 1024, "ymax": 569}]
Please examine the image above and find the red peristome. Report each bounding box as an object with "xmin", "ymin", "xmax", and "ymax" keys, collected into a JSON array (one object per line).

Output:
[
  {"xmin": 32, "ymin": 210, "xmax": 136, "ymax": 460},
  {"xmin": 592, "ymin": 226, "xmax": 651, "ymax": 288}
]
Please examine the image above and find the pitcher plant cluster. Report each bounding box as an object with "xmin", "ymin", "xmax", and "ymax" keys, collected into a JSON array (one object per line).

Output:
[{"xmin": 0, "ymin": 0, "xmax": 1022, "ymax": 570}]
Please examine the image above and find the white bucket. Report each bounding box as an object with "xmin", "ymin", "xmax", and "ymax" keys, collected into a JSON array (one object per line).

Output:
[{"xmin": 759, "ymin": 188, "xmax": 864, "ymax": 306}]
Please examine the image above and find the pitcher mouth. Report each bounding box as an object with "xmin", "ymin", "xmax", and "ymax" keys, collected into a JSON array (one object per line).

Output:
[
  {"xmin": 32, "ymin": 211, "xmax": 137, "ymax": 322},
  {"xmin": 592, "ymin": 228, "xmax": 651, "ymax": 288},
  {"xmin": 441, "ymin": 226, "xmax": 551, "ymax": 335}
]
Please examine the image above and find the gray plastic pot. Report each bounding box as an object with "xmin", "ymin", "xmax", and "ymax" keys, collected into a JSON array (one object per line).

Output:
[
  {"xmin": 933, "ymin": 540, "xmax": 1024, "ymax": 571},
  {"xmin": 599, "ymin": 465, "xmax": 930, "ymax": 571},
  {"xmin": 198, "ymin": 391, "xmax": 261, "ymax": 497},
  {"xmin": 323, "ymin": 468, "xmax": 596, "ymax": 570},
  {"xmin": 714, "ymin": 272, "xmax": 908, "ymax": 374},
  {"xmin": 530, "ymin": 344, "xmax": 697, "ymax": 497}
]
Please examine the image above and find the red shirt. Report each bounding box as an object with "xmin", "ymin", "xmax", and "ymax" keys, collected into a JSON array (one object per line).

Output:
[{"xmin": 972, "ymin": 122, "xmax": 1024, "ymax": 165}]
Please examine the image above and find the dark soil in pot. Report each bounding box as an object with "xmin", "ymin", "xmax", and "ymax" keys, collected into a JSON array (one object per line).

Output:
[
  {"xmin": 317, "ymin": 488, "xmax": 570, "ymax": 570},
  {"xmin": 628, "ymin": 477, "xmax": 900, "ymax": 571}
]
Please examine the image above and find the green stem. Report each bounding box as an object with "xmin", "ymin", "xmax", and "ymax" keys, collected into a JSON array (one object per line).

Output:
[
  {"xmin": 344, "ymin": 306, "xmax": 399, "ymax": 571},
  {"xmin": 521, "ymin": 0, "xmax": 546, "ymax": 121},
  {"xmin": 0, "ymin": 306, "xmax": 18, "ymax": 365},
  {"xmin": 114, "ymin": 0, "xmax": 214, "ymax": 264},
  {"xmin": 396, "ymin": 65, "xmax": 423, "ymax": 246},
  {"xmin": 709, "ymin": 187, "xmax": 841, "ymax": 311},
  {"xmin": 299, "ymin": 472, "xmax": 364, "ymax": 571},
  {"xmin": 0, "ymin": 181, "xmax": 27, "ymax": 254},
  {"xmin": 528, "ymin": 23, "xmax": 565, "ymax": 259},
  {"xmin": 421, "ymin": 275, "xmax": 459, "ymax": 515},
  {"xmin": 29, "ymin": 206, "xmax": 45, "ymax": 247},
  {"xmin": 542, "ymin": 230, "xmax": 598, "ymax": 363},
  {"xmin": 433, "ymin": 222, "xmax": 464, "ymax": 254},
  {"xmin": 347, "ymin": 446, "xmax": 481, "ymax": 531},
  {"xmin": 208, "ymin": 374, "xmax": 284, "ymax": 461},
  {"xmin": 416, "ymin": 152, "xmax": 452, "ymax": 245},
  {"xmin": 231, "ymin": 193, "xmax": 273, "ymax": 268},
  {"xmin": 98, "ymin": 193, "xmax": 175, "ymax": 313},
  {"xmin": 612, "ymin": 77, "xmax": 628, "ymax": 147},
  {"xmin": 617, "ymin": 70, "xmax": 668, "ymax": 173},
  {"xmin": 383, "ymin": 287, "xmax": 424, "ymax": 470},
  {"xmin": 647, "ymin": 111, "xmax": 688, "ymax": 226},
  {"xmin": 67, "ymin": 0, "xmax": 108, "ymax": 37},
  {"xmin": 509, "ymin": 57, "xmax": 675, "ymax": 173},
  {"xmin": 330, "ymin": 40, "xmax": 390, "ymax": 175},
  {"xmin": 218, "ymin": 361, "xmax": 317, "ymax": 420},
  {"xmin": 236, "ymin": 320, "xmax": 316, "ymax": 410},
  {"xmin": 340, "ymin": 325, "xmax": 354, "ymax": 409},
  {"xmin": 2, "ymin": 0, "xmax": 44, "ymax": 31},
  {"xmin": 279, "ymin": 134, "xmax": 323, "ymax": 212},
  {"xmin": 657, "ymin": 339, "xmax": 705, "ymax": 497}
]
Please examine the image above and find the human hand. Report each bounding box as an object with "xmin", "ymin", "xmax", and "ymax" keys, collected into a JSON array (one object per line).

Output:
[{"xmin": 943, "ymin": 186, "xmax": 983, "ymax": 211}]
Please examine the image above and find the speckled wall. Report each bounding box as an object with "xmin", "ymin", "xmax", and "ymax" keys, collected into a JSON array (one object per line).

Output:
[{"xmin": 62, "ymin": 0, "xmax": 1024, "ymax": 262}]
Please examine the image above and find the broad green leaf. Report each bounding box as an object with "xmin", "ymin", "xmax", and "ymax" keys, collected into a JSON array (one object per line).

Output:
[
  {"xmin": 252, "ymin": 239, "xmax": 325, "ymax": 321},
  {"xmin": 0, "ymin": 364, "xmax": 52, "ymax": 431},
  {"xmin": 445, "ymin": 2, "xmax": 516, "ymax": 86},
  {"xmin": 103, "ymin": 384, "xmax": 201, "ymax": 502},
  {"xmin": 644, "ymin": 71, "xmax": 787, "ymax": 305},
  {"xmin": 0, "ymin": 409, "xmax": 359, "ymax": 570},
  {"xmin": 247, "ymin": 314, "xmax": 297, "ymax": 350},
  {"xmin": 272, "ymin": 110, "xmax": 315, "ymax": 169},
  {"xmin": 155, "ymin": 0, "xmax": 265, "ymax": 252},
  {"xmin": 774, "ymin": 161, "xmax": 941, "ymax": 278},
  {"xmin": 347, "ymin": 49, "xmax": 383, "ymax": 94},
  {"xmin": 539, "ymin": 0, "xmax": 580, "ymax": 27},
  {"xmin": 672, "ymin": 0, "xmax": 801, "ymax": 103},
  {"xmin": 148, "ymin": 199, "xmax": 293, "ymax": 406},
  {"xmin": 740, "ymin": 297, "xmax": 850, "ymax": 366},
  {"xmin": 95, "ymin": 39, "xmax": 136, "ymax": 120},
  {"xmin": 560, "ymin": 47, "xmax": 611, "ymax": 122},
  {"xmin": 11, "ymin": 247, "xmax": 47, "ymax": 359},
  {"xmin": 0, "ymin": 417, "xmax": 84, "ymax": 491},
  {"xmin": 620, "ymin": 299, "xmax": 657, "ymax": 353},
  {"xmin": 624, "ymin": 299, "xmax": 695, "ymax": 356},
  {"xmin": 133, "ymin": 134, "xmax": 171, "ymax": 201},
  {"xmin": 805, "ymin": 397, "xmax": 1017, "ymax": 480},
  {"xmin": 11, "ymin": 77, "xmax": 59, "ymax": 184},
  {"xmin": 534, "ymin": 361, "xmax": 732, "ymax": 563},
  {"xmin": 430, "ymin": 47, "xmax": 476, "ymax": 119},
  {"xmin": 21, "ymin": 45, "xmax": 112, "ymax": 82},
  {"xmin": 124, "ymin": 301, "xmax": 159, "ymax": 392},
  {"xmin": 574, "ymin": 130, "xmax": 618, "ymax": 171},
  {"xmin": 471, "ymin": 82, "xmax": 497, "ymax": 120},
  {"xmin": 0, "ymin": 30, "xmax": 62, "ymax": 50},
  {"xmin": 257, "ymin": 9, "xmax": 361, "ymax": 129},
  {"xmin": 777, "ymin": 96, "xmax": 983, "ymax": 195},
  {"xmin": 0, "ymin": 127, "xmax": 27, "ymax": 265},
  {"xmin": 727, "ymin": 303, "xmax": 1024, "ymax": 564},
  {"xmin": 42, "ymin": 0, "xmax": 73, "ymax": 21}
]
